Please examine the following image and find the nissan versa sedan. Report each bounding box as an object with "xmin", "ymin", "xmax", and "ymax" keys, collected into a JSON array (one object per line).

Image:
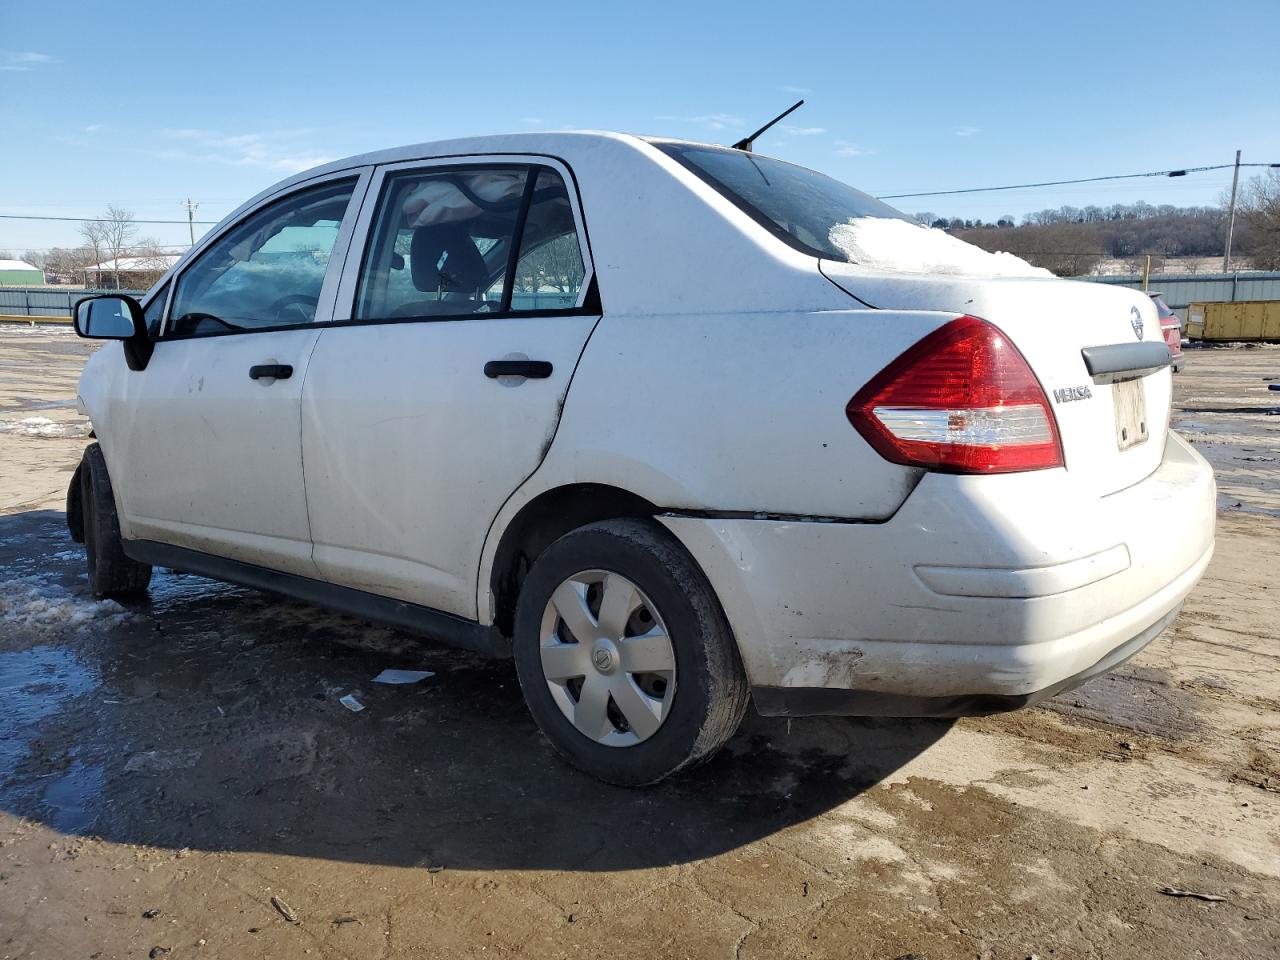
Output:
[{"xmin": 69, "ymin": 132, "xmax": 1216, "ymax": 785}]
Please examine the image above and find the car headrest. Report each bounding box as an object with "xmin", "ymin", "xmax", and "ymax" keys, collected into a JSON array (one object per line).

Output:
[{"xmin": 410, "ymin": 224, "xmax": 488, "ymax": 295}]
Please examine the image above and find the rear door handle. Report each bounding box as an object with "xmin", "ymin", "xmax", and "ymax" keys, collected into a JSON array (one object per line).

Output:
[
  {"xmin": 249, "ymin": 364, "xmax": 293, "ymax": 381},
  {"xmin": 484, "ymin": 360, "xmax": 553, "ymax": 379}
]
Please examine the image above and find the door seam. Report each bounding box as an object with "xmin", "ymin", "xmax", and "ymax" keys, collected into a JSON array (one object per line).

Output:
[
  {"xmin": 471, "ymin": 311, "xmax": 605, "ymax": 621},
  {"xmin": 298, "ymin": 328, "xmax": 326, "ymax": 568}
]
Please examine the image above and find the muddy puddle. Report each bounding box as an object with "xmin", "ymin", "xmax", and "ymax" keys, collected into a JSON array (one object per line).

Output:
[{"xmin": 0, "ymin": 642, "xmax": 99, "ymax": 783}]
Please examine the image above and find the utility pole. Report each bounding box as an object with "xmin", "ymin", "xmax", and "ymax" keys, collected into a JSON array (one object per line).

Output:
[
  {"xmin": 182, "ymin": 198, "xmax": 199, "ymax": 247},
  {"xmin": 1223, "ymin": 150, "xmax": 1241, "ymax": 273}
]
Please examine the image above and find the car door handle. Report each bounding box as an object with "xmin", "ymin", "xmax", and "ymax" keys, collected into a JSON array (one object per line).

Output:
[
  {"xmin": 483, "ymin": 360, "xmax": 553, "ymax": 379},
  {"xmin": 249, "ymin": 364, "xmax": 293, "ymax": 381}
]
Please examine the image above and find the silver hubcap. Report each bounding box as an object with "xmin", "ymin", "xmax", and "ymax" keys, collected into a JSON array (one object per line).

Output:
[{"xmin": 539, "ymin": 570, "xmax": 676, "ymax": 747}]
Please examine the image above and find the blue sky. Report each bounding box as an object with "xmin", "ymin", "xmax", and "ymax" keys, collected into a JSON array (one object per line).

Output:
[{"xmin": 2, "ymin": 0, "xmax": 1278, "ymax": 255}]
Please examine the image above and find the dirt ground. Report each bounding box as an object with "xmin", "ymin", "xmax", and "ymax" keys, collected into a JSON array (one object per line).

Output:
[{"xmin": 1, "ymin": 326, "xmax": 1277, "ymax": 960}]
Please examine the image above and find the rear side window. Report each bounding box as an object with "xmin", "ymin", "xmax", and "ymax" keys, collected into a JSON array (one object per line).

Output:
[
  {"xmin": 654, "ymin": 141, "xmax": 908, "ymax": 261},
  {"xmin": 356, "ymin": 165, "xmax": 587, "ymax": 320},
  {"xmin": 168, "ymin": 179, "xmax": 357, "ymax": 337},
  {"xmin": 509, "ymin": 169, "xmax": 586, "ymax": 310}
]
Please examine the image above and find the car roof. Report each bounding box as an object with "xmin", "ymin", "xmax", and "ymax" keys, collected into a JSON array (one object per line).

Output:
[
  {"xmin": 228, "ymin": 131, "xmax": 747, "ymax": 234},
  {"xmin": 271, "ymin": 131, "xmax": 724, "ymax": 189}
]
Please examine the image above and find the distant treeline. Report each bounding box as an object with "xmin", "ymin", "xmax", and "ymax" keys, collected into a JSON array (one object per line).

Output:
[{"xmin": 911, "ymin": 202, "xmax": 1266, "ymax": 276}]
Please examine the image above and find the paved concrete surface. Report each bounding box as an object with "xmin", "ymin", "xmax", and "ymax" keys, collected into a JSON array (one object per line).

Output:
[{"xmin": 1, "ymin": 328, "xmax": 1278, "ymax": 959}]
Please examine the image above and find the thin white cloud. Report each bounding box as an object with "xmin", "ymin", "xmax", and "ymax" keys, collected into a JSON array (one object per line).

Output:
[
  {"xmin": 83, "ymin": 124, "xmax": 102, "ymax": 133},
  {"xmin": 834, "ymin": 140, "xmax": 875, "ymax": 157},
  {"xmin": 781, "ymin": 85, "xmax": 811, "ymax": 95},
  {"xmin": 1, "ymin": 51, "xmax": 56, "ymax": 72},
  {"xmin": 782, "ymin": 125, "xmax": 826, "ymax": 136},
  {"xmin": 656, "ymin": 113, "xmax": 745, "ymax": 131},
  {"xmin": 954, "ymin": 126, "xmax": 981, "ymax": 137},
  {"xmin": 157, "ymin": 128, "xmax": 334, "ymax": 173},
  {"xmin": 520, "ymin": 116, "xmax": 544, "ymax": 125}
]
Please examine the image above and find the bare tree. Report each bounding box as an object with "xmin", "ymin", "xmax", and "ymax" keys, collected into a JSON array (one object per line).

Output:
[
  {"xmin": 1239, "ymin": 171, "xmax": 1280, "ymax": 270},
  {"xmin": 44, "ymin": 246, "xmax": 98, "ymax": 285},
  {"xmin": 21, "ymin": 250, "xmax": 48, "ymax": 271},
  {"xmin": 516, "ymin": 236, "xmax": 584, "ymax": 295},
  {"xmin": 958, "ymin": 222, "xmax": 1103, "ymax": 277},
  {"xmin": 127, "ymin": 239, "xmax": 176, "ymax": 289},
  {"xmin": 80, "ymin": 206, "xmax": 139, "ymax": 289}
]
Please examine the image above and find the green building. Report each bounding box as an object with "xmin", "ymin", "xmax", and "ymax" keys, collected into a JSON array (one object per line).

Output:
[{"xmin": 0, "ymin": 259, "xmax": 45, "ymax": 285}]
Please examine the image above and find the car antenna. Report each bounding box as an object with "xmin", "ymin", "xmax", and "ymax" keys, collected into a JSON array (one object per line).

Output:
[{"xmin": 731, "ymin": 100, "xmax": 805, "ymax": 152}]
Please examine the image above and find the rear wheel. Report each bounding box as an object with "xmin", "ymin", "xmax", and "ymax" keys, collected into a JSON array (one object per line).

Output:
[
  {"xmin": 513, "ymin": 518, "xmax": 748, "ymax": 786},
  {"xmin": 80, "ymin": 443, "xmax": 152, "ymax": 599}
]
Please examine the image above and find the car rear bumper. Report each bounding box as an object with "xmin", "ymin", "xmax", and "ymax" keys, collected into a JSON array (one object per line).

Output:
[{"xmin": 659, "ymin": 432, "xmax": 1216, "ymax": 717}]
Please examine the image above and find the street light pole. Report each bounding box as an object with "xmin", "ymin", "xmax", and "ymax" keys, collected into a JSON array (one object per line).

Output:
[{"xmin": 1223, "ymin": 150, "xmax": 1241, "ymax": 273}]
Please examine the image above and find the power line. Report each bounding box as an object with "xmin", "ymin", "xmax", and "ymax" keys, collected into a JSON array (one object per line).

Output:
[
  {"xmin": 0, "ymin": 240, "xmax": 194, "ymax": 250},
  {"xmin": 876, "ymin": 162, "xmax": 1279, "ymax": 200},
  {"xmin": 0, "ymin": 213, "xmax": 220, "ymax": 224},
  {"xmin": 3, "ymin": 158, "xmax": 1277, "ymax": 225}
]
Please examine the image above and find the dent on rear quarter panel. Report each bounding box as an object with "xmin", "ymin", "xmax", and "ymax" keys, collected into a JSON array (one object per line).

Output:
[{"xmin": 536, "ymin": 307, "xmax": 945, "ymax": 519}]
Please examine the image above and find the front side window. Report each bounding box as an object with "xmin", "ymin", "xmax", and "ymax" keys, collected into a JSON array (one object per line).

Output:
[
  {"xmin": 653, "ymin": 141, "xmax": 908, "ymax": 261},
  {"xmin": 168, "ymin": 179, "xmax": 357, "ymax": 337},
  {"xmin": 356, "ymin": 165, "xmax": 587, "ymax": 320},
  {"xmin": 144, "ymin": 282, "xmax": 170, "ymax": 337}
]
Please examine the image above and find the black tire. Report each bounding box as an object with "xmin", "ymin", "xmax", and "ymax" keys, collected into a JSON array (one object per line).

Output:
[
  {"xmin": 80, "ymin": 443, "xmax": 152, "ymax": 599},
  {"xmin": 513, "ymin": 518, "xmax": 749, "ymax": 786}
]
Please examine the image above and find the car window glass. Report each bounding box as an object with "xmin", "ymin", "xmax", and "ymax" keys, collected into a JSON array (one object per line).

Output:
[
  {"xmin": 168, "ymin": 179, "xmax": 356, "ymax": 337},
  {"xmin": 500, "ymin": 169, "xmax": 585, "ymax": 310},
  {"xmin": 654, "ymin": 141, "xmax": 909, "ymax": 261},
  {"xmin": 357, "ymin": 168, "xmax": 529, "ymax": 320},
  {"xmin": 144, "ymin": 282, "xmax": 170, "ymax": 337}
]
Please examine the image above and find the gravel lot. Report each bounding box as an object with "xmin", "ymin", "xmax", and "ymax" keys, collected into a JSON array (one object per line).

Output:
[{"xmin": 1, "ymin": 326, "xmax": 1278, "ymax": 960}]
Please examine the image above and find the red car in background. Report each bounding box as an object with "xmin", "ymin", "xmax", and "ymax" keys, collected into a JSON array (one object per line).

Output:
[{"xmin": 1149, "ymin": 292, "xmax": 1183, "ymax": 372}]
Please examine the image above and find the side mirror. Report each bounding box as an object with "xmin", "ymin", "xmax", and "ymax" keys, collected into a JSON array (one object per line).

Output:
[
  {"xmin": 73, "ymin": 294, "xmax": 143, "ymax": 340},
  {"xmin": 72, "ymin": 294, "xmax": 154, "ymax": 371}
]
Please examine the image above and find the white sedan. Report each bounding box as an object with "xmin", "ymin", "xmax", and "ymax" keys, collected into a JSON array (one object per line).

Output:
[{"xmin": 69, "ymin": 132, "xmax": 1216, "ymax": 785}]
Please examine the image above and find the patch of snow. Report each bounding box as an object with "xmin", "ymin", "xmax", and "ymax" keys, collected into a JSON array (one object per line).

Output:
[
  {"xmin": 0, "ymin": 416, "xmax": 91, "ymax": 438},
  {"xmin": 829, "ymin": 217, "xmax": 1053, "ymax": 278},
  {"xmin": 0, "ymin": 575, "xmax": 128, "ymax": 632}
]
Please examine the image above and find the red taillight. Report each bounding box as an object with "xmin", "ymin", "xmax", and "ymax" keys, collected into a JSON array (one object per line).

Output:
[{"xmin": 846, "ymin": 315, "xmax": 1064, "ymax": 474}]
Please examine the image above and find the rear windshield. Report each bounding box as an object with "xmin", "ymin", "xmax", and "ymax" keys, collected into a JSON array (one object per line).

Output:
[{"xmin": 653, "ymin": 141, "xmax": 908, "ymax": 261}]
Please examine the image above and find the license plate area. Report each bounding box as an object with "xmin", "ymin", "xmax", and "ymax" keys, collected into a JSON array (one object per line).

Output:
[{"xmin": 1112, "ymin": 377, "xmax": 1149, "ymax": 450}]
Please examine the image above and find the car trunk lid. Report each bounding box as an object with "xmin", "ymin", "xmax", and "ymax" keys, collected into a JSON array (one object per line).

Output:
[{"xmin": 821, "ymin": 264, "xmax": 1173, "ymax": 497}]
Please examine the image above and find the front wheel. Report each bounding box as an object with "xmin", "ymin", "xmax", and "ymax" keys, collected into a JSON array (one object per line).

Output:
[
  {"xmin": 80, "ymin": 443, "xmax": 152, "ymax": 599},
  {"xmin": 513, "ymin": 518, "xmax": 748, "ymax": 786}
]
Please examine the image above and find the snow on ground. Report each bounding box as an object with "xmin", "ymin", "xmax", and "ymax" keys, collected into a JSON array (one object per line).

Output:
[
  {"xmin": 830, "ymin": 217, "xmax": 1053, "ymax": 278},
  {"xmin": 0, "ymin": 575, "xmax": 128, "ymax": 632},
  {"xmin": 0, "ymin": 323, "xmax": 76, "ymax": 338},
  {"xmin": 0, "ymin": 416, "xmax": 91, "ymax": 439}
]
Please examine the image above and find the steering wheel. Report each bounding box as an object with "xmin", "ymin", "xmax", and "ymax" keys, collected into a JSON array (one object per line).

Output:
[{"xmin": 267, "ymin": 294, "xmax": 320, "ymax": 326}]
